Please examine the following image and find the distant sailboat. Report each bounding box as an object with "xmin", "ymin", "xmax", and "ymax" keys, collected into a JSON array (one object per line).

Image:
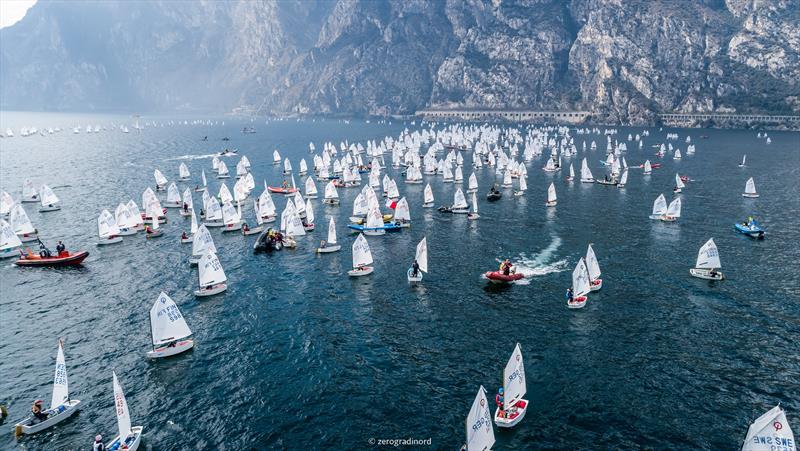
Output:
[
  {"xmin": 586, "ymin": 244, "xmax": 602, "ymax": 290},
  {"xmin": 742, "ymin": 405, "xmax": 795, "ymax": 451},
  {"xmin": 743, "ymin": 177, "xmax": 759, "ymax": 198},
  {"xmin": 423, "ymin": 183, "xmax": 434, "ymax": 208},
  {"xmin": 38, "ymin": 185, "xmax": 61, "ymax": 212},
  {"xmin": 105, "ymin": 372, "xmax": 143, "ymax": 451},
  {"xmin": 407, "ymin": 237, "xmax": 427, "ymax": 282},
  {"xmin": 494, "ymin": 343, "xmax": 528, "ymax": 428},
  {"xmin": 567, "ymin": 257, "xmax": 590, "ymax": 309},
  {"xmin": 317, "ymin": 217, "xmax": 341, "ymax": 253},
  {"xmin": 147, "ymin": 292, "xmax": 194, "ymax": 358},
  {"xmin": 98, "ymin": 209, "xmax": 123, "ymax": 245},
  {"xmin": 195, "ymin": 251, "xmax": 227, "ymax": 296},
  {"xmin": 348, "ymin": 233, "xmax": 374, "ymax": 276},
  {"xmin": 689, "ymin": 238, "xmax": 724, "ymax": 280},
  {"xmin": 461, "ymin": 386, "xmax": 495, "ymax": 451},
  {"xmin": 545, "ymin": 182, "xmax": 557, "ymax": 207},
  {"xmin": 738, "ymin": 154, "xmax": 746, "ymax": 167}
]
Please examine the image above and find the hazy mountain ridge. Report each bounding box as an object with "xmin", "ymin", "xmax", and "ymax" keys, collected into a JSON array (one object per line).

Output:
[{"xmin": 1, "ymin": 0, "xmax": 797, "ymax": 123}]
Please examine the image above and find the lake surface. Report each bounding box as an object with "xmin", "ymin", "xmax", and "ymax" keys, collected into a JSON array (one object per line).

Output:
[{"xmin": 0, "ymin": 111, "xmax": 798, "ymax": 450}]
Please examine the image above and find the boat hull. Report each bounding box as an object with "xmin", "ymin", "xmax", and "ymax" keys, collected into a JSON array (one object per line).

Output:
[
  {"xmin": 590, "ymin": 278, "xmax": 602, "ymax": 291},
  {"xmin": 180, "ymin": 236, "xmax": 194, "ymax": 244},
  {"xmin": 242, "ymin": 226, "xmax": 264, "ymax": 236},
  {"xmin": 317, "ymin": 244, "xmax": 341, "ymax": 253},
  {"xmin": 98, "ymin": 236, "xmax": 123, "ymax": 245},
  {"xmin": 15, "ymin": 400, "xmax": 81, "ymax": 435},
  {"xmin": 567, "ymin": 295, "xmax": 588, "ymax": 309},
  {"xmin": 407, "ymin": 268, "xmax": 423, "ymax": 283},
  {"xmin": 348, "ymin": 266, "xmax": 374, "ymax": 277},
  {"xmin": 742, "ymin": 193, "xmax": 759, "ymax": 198},
  {"xmin": 38, "ymin": 205, "xmax": 61, "ymax": 212},
  {"xmin": 494, "ymin": 399, "xmax": 528, "ymax": 428},
  {"xmin": 545, "ymin": 201, "xmax": 557, "ymax": 207},
  {"xmin": 195, "ymin": 283, "xmax": 227, "ymax": 297},
  {"xmin": 734, "ymin": 223, "xmax": 765, "ymax": 239},
  {"xmin": 18, "ymin": 232, "xmax": 39, "ymax": 242},
  {"xmin": 222, "ymin": 222, "xmax": 242, "ymax": 232},
  {"xmin": 484, "ymin": 271, "xmax": 523, "ymax": 283},
  {"xmin": 146, "ymin": 339, "xmax": 194, "ymax": 358},
  {"xmin": 689, "ymin": 268, "xmax": 724, "ymax": 280},
  {"xmin": 107, "ymin": 426, "xmax": 143, "ymax": 451},
  {"xmin": 15, "ymin": 251, "xmax": 89, "ymax": 267}
]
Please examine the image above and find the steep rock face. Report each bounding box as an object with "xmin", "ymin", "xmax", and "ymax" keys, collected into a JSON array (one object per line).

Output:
[{"xmin": 1, "ymin": 0, "xmax": 797, "ymax": 121}]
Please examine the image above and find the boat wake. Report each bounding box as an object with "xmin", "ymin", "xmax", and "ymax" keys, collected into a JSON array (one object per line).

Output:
[
  {"xmin": 165, "ymin": 154, "xmax": 218, "ymax": 161},
  {"xmin": 511, "ymin": 235, "xmax": 569, "ymax": 284}
]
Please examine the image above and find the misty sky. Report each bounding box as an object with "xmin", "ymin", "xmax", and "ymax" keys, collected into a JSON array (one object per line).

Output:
[{"xmin": 0, "ymin": 0, "xmax": 36, "ymax": 28}]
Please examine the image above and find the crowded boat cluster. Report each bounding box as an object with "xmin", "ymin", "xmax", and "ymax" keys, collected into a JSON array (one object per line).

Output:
[{"xmin": 1, "ymin": 119, "xmax": 789, "ymax": 450}]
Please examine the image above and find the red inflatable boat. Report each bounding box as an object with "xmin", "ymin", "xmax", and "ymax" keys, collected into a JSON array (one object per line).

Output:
[
  {"xmin": 15, "ymin": 250, "xmax": 89, "ymax": 267},
  {"xmin": 267, "ymin": 187, "xmax": 299, "ymax": 195},
  {"xmin": 484, "ymin": 271, "xmax": 524, "ymax": 283}
]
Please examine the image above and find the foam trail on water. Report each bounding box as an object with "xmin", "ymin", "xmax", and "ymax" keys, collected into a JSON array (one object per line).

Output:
[
  {"xmin": 165, "ymin": 154, "xmax": 218, "ymax": 161},
  {"xmin": 512, "ymin": 235, "xmax": 569, "ymax": 284}
]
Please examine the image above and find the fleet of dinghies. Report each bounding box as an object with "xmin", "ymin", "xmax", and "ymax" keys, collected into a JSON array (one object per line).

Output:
[{"xmin": 6, "ymin": 122, "xmax": 787, "ymax": 447}]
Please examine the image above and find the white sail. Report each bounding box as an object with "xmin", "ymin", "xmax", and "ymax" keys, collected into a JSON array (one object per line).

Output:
[
  {"xmin": 503, "ymin": 343, "xmax": 526, "ymax": 410},
  {"xmin": 153, "ymin": 169, "xmax": 168, "ymax": 187},
  {"xmin": 221, "ymin": 201, "xmax": 240, "ymax": 226},
  {"xmin": 453, "ymin": 188, "xmax": 467, "ymax": 209},
  {"xmin": 741, "ymin": 155, "xmax": 746, "ymax": 166},
  {"xmin": 652, "ymin": 194, "xmax": 667, "ymax": 216},
  {"xmin": 675, "ymin": 174, "xmax": 685, "ymax": 189},
  {"xmin": 327, "ymin": 217, "xmax": 337, "ymax": 244},
  {"xmin": 586, "ymin": 244, "xmax": 601, "ymax": 280},
  {"xmin": 205, "ymin": 197, "xmax": 222, "ymax": 221},
  {"xmin": 305, "ymin": 177, "xmax": 318, "ymax": 196},
  {"xmin": 150, "ymin": 292, "xmax": 192, "ymax": 345},
  {"xmin": 217, "ymin": 160, "xmax": 229, "ymax": 176},
  {"xmin": 305, "ymin": 199, "xmax": 315, "ymax": 224},
  {"xmin": 112, "ymin": 372, "xmax": 132, "ymax": 442},
  {"xmin": 352, "ymin": 233, "xmax": 373, "ymax": 268},
  {"xmin": 146, "ymin": 202, "xmax": 161, "ymax": 230},
  {"xmin": 745, "ymin": 177, "xmax": 757, "ymax": 195},
  {"xmin": 572, "ymin": 257, "xmax": 591, "ymax": 297},
  {"xmin": 98, "ymin": 209, "xmax": 121, "ymax": 238},
  {"xmin": 198, "ymin": 251, "xmax": 227, "ymax": 286},
  {"xmin": 394, "ymin": 197, "xmax": 410, "ymax": 222},
  {"xmin": 644, "ymin": 160, "xmax": 652, "ymax": 173},
  {"xmin": 547, "ymin": 182, "xmax": 557, "ymax": 203},
  {"xmin": 190, "ymin": 208, "xmax": 198, "ymax": 235},
  {"xmin": 742, "ymin": 405, "xmax": 795, "ymax": 451},
  {"xmin": 423, "ymin": 183, "xmax": 434, "ymax": 204},
  {"xmin": 299, "ymin": 159, "xmax": 308, "ymax": 174},
  {"xmin": 518, "ymin": 175, "xmax": 527, "ymax": 192},
  {"xmin": 503, "ymin": 170, "xmax": 512, "ymax": 186},
  {"xmin": 465, "ymin": 386, "xmax": 495, "ymax": 451},
  {"xmin": 695, "ymin": 238, "xmax": 721, "ymax": 269},
  {"xmin": 416, "ymin": 237, "xmax": 428, "ymax": 273},
  {"xmin": 365, "ymin": 207, "xmax": 383, "ymax": 229},
  {"xmin": 50, "ymin": 342, "xmax": 69, "ymax": 409},
  {"xmin": 192, "ymin": 225, "xmax": 216, "ymax": 256},
  {"xmin": 619, "ymin": 170, "xmax": 628, "ymax": 185},
  {"xmin": 471, "ymin": 192, "xmax": 478, "ymax": 214},
  {"xmin": 666, "ymin": 197, "xmax": 682, "ymax": 218},
  {"xmin": 166, "ymin": 183, "xmax": 181, "ymax": 204},
  {"xmin": 284, "ymin": 158, "xmax": 292, "ymax": 173},
  {"xmin": 580, "ymin": 158, "xmax": 593, "ymax": 180},
  {"xmin": 273, "ymin": 149, "xmax": 281, "ymax": 163},
  {"xmin": 0, "ymin": 219, "xmax": 22, "ymax": 250},
  {"xmin": 218, "ymin": 183, "xmax": 233, "ymax": 204},
  {"xmin": 10, "ymin": 204, "xmax": 35, "ymax": 234},
  {"xmin": 212, "ymin": 156, "xmax": 220, "ymax": 170},
  {"xmin": 178, "ymin": 162, "xmax": 190, "ymax": 179},
  {"xmin": 182, "ymin": 188, "xmax": 194, "ymax": 210},
  {"xmin": 201, "ymin": 169, "xmax": 207, "ymax": 187},
  {"xmin": 0, "ymin": 191, "xmax": 14, "ymax": 215},
  {"xmin": 468, "ymin": 172, "xmax": 478, "ymax": 191},
  {"xmin": 22, "ymin": 179, "xmax": 37, "ymax": 200},
  {"xmin": 324, "ymin": 181, "xmax": 339, "ymax": 200},
  {"xmin": 39, "ymin": 185, "xmax": 59, "ymax": 206},
  {"xmin": 568, "ymin": 163, "xmax": 575, "ymax": 179},
  {"xmin": 258, "ymin": 190, "xmax": 276, "ymax": 217}
]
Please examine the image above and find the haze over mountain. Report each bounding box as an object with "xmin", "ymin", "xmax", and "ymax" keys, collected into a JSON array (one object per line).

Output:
[{"xmin": 1, "ymin": 0, "xmax": 798, "ymax": 123}]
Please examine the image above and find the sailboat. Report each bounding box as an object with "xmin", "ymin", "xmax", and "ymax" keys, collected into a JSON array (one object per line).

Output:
[
  {"xmin": 10, "ymin": 203, "xmax": 38, "ymax": 242},
  {"xmin": 743, "ymin": 177, "xmax": 759, "ymax": 198},
  {"xmin": 742, "ymin": 404, "xmax": 795, "ymax": 451},
  {"xmin": 195, "ymin": 169, "xmax": 207, "ymax": 192},
  {"xmin": 467, "ymin": 192, "xmax": 480, "ymax": 220},
  {"xmin": 739, "ymin": 154, "xmax": 747, "ymax": 167},
  {"xmin": 586, "ymin": 244, "xmax": 602, "ymax": 290},
  {"xmin": 21, "ymin": 179, "xmax": 39, "ymax": 202},
  {"xmin": 407, "ymin": 237, "xmax": 427, "ymax": 282},
  {"xmin": 617, "ymin": 169, "xmax": 628, "ymax": 188},
  {"xmin": 393, "ymin": 197, "xmax": 411, "ymax": 227},
  {"xmin": 580, "ymin": 158, "xmax": 594, "ymax": 183},
  {"xmin": 514, "ymin": 175, "xmax": 527, "ymax": 196},
  {"xmin": 649, "ymin": 194, "xmax": 667, "ymax": 220},
  {"xmin": 217, "ymin": 160, "xmax": 230, "ymax": 179},
  {"xmin": 305, "ymin": 177, "xmax": 318, "ymax": 199},
  {"xmin": 299, "ymin": 158, "xmax": 308, "ymax": 175},
  {"xmin": 566, "ymin": 163, "xmax": 575, "ymax": 181},
  {"xmin": 467, "ymin": 172, "xmax": 479, "ymax": 194},
  {"xmin": 545, "ymin": 182, "xmax": 557, "ymax": 207},
  {"xmin": 154, "ymin": 169, "xmax": 168, "ymax": 190},
  {"xmin": 147, "ymin": 292, "xmax": 194, "ymax": 358},
  {"xmin": 98, "ymin": 209, "xmax": 123, "ymax": 245},
  {"xmin": 38, "ymin": 185, "xmax": 61, "ymax": 212},
  {"xmin": 164, "ymin": 183, "xmax": 181, "ymax": 208},
  {"xmin": 673, "ymin": 173, "xmax": 686, "ymax": 193},
  {"xmin": 643, "ymin": 159, "xmax": 652, "ymax": 175},
  {"xmin": 494, "ymin": 343, "xmax": 528, "ymax": 428},
  {"xmin": 661, "ymin": 197, "xmax": 682, "ymax": 222},
  {"xmin": 452, "ymin": 188, "xmax": 469, "ymax": 214},
  {"xmin": 317, "ymin": 217, "xmax": 341, "ymax": 253},
  {"xmin": 283, "ymin": 158, "xmax": 293, "ymax": 175},
  {"xmin": 14, "ymin": 341, "xmax": 81, "ymax": 435},
  {"xmin": 145, "ymin": 202, "xmax": 163, "ymax": 238},
  {"xmin": 348, "ymin": 233, "xmax": 374, "ymax": 276},
  {"xmin": 461, "ymin": 386, "xmax": 495, "ymax": 451},
  {"xmin": 0, "ymin": 219, "xmax": 23, "ymax": 258},
  {"xmin": 195, "ymin": 251, "xmax": 227, "ymax": 296},
  {"xmin": 105, "ymin": 372, "xmax": 143, "ymax": 451},
  {"xmin": 567, "ymin": 257, "xmax": 590, "ymax": 309},
  {"xmin": 323, "ymin": 180, "xmax": 340, "ymax": 205},
  {"xmin": 689, "ymin": 238, "xmax": 724, "ymax": 280},
  {"xmin": 182, "ymin": 209, "xmax": 198, "ymax": 243},
  {"xmin": 273, "ymin": 149, "xmax": 282, "ymax": 165},
  {"xmin": 180, "ymin": 188, "xmax": 193, "ymax": 216},
  {"xmin": 189, "ymin": 224, "xmax": 215, "ymax": 265},
  {"xmin": 423, "ymin": 183, "xmax": 434, "ymax": 208},
  {"xmin": 0, "ymin": 190, "xmax": 14, "ymax": 217},
  {"xmin": 221, "ymin": 201, "xmax": 242, "ymax": 232},
  {"xmin": 501, "ymin": 169, "xmax": 513, "ymax": 188},
  {"xmin": 204, "ymin": 196, "xmax": 224, "ymax": 227},
  {"xmin": 303, "ymin": 199, "xmax": 315, "ymax": 231},
  {"xmin": 178, "ymin": 162, "xmax": 191, "ymax": 181}
]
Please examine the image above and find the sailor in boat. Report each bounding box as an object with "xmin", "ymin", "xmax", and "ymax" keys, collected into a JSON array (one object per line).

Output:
[
  {"xmin": 495, "ymin": 388, "xmax": 505, "ymax": 419},
  {"xmin": 566, "ymin": 287, "xmax": 574, "ymax": 304},
  {"xmin": 56, "ymin": 240, "xmax": 67, "ymax": 257},
  {"xmin": 38, "ymin": 241, "xmax": 52, "ymax": 258},
  {"xmin": 199, "ymin": 208, "xmax": 206, "ymax": 219},
  {"xmin": 242, "ymin": 223, "xmax": 250, "ymax": 234},
  {"xmin": 31, "ymin": 400, "xmax": 48, "ymax": 423},
  {"xmin": 282, "ymin": 180, "xmax": 289, "ymax": 189},
  {"xmin": 500, "ymin": 259, "xmax": 514, "ymax": 276},
  {"xmin": 181, "ymin": 231, "xmax": 188, "ymax": 241},
  {"xmin": 182, "ymin": 202, "xmax": 189, "ymax": 214},
  {"xmin": 93, "ymin": 434, "xmax": 105, "ymax": 451},
  {"xmin": 411, "ymin": 259, "xmax": 420, "ymax": 278},
  {"xmin": 319, "ymin": 239, "xmax": 327, "ymax": 249}
]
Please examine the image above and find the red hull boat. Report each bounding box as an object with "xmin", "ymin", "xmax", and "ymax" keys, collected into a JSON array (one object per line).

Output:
[
  {"xmin": 267, "ymin": 187, "xmax": 299, "ymax": 195},
  {"xmin": 484, "ymin": 271, "xmax": 524, "ymax": 283},
  {"xmin": 15, "ymin": 251, "xmax": 89, "ymax": 267}
]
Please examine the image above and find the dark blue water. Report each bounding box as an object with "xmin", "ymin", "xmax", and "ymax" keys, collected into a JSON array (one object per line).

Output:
[{"xmin": 1, "ymin": 112, "xmax": 798, "ymax": 450}]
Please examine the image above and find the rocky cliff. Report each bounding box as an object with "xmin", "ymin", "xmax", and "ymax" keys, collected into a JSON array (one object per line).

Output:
[{"xmin": 1, "ymin": 0, "xmax": 797, "ymax": 123}]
